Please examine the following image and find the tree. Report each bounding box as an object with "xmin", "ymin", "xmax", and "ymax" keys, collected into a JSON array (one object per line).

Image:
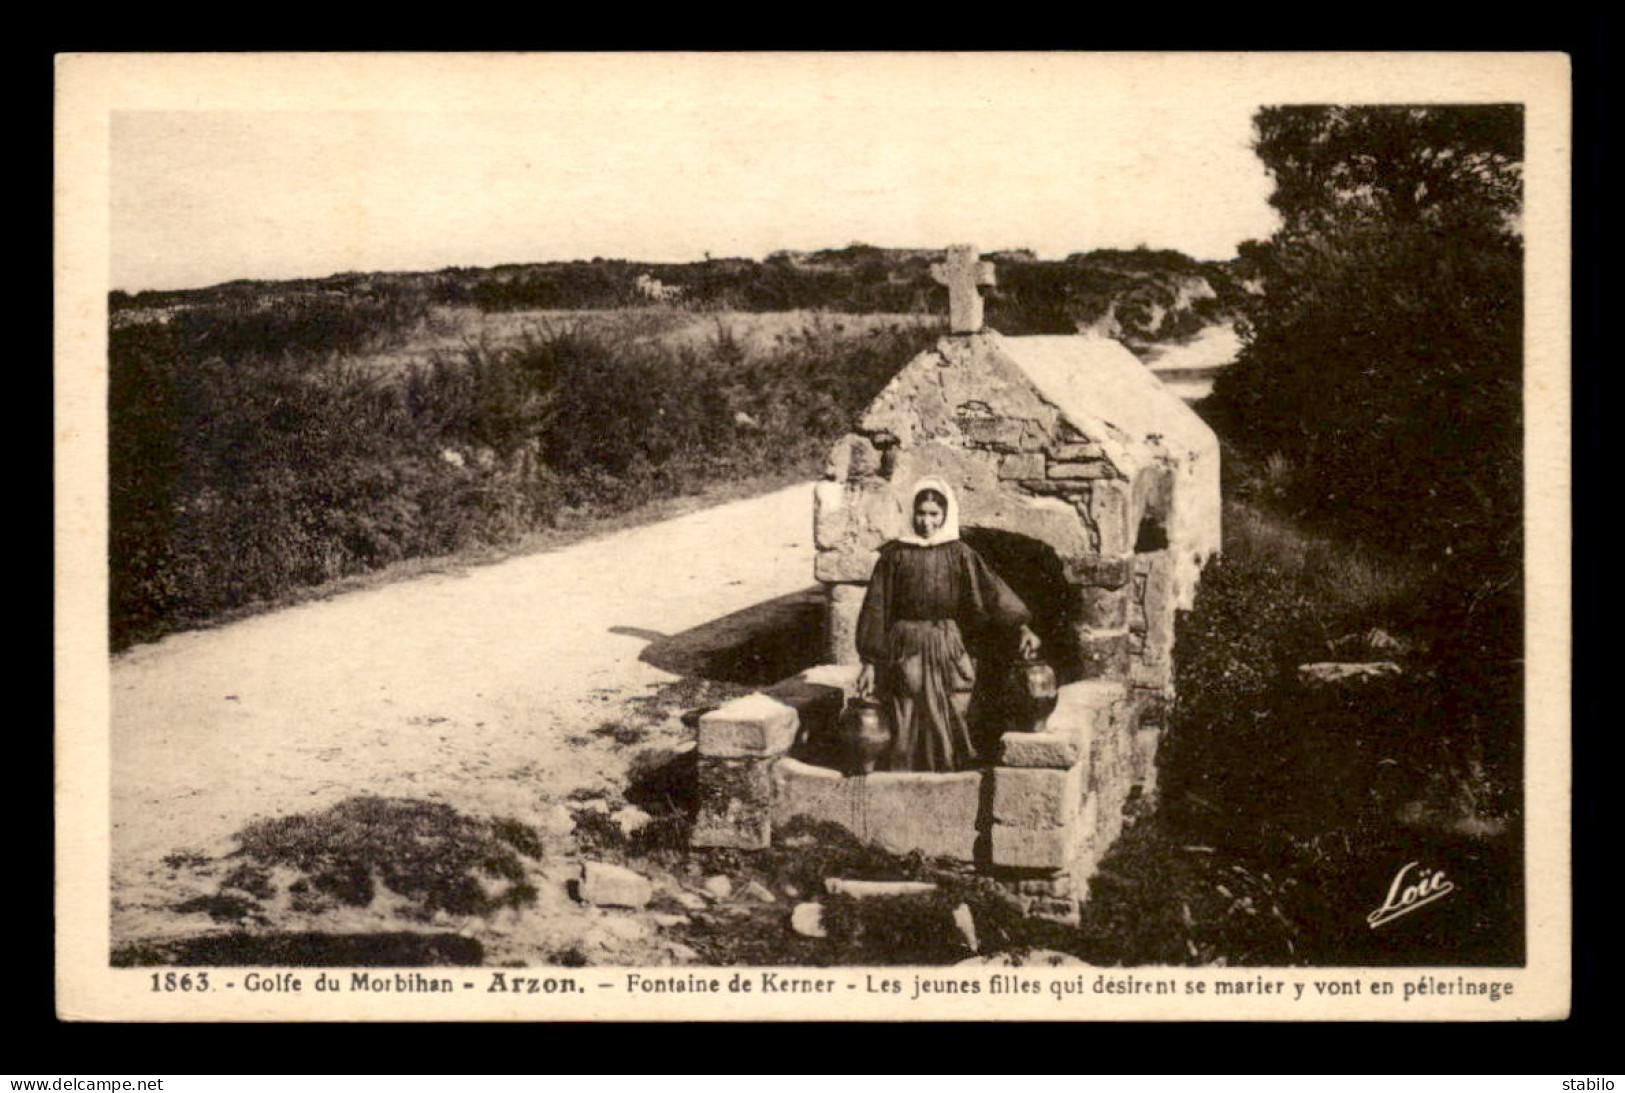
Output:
[
  {"xmin": 1212, "ymin": 105, "xmax": 1524, "ymax": 565},
  {"xmin": 1254, "ymin": 105, "xmax": 1522, "ymax": 235}
]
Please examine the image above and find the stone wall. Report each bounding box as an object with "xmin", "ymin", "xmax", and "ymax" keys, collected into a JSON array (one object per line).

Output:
[
  {"xmin": 816, "ymin": 337, "xmax": 1160, "ymax": 688},
  {"xmin": 690, "ymin": 665, "xmax": 854, "ymax": 850},
  {"xmin": 988, "ymin": 680, "xmax": 1142, "ymax": 920},
  {"xmin": 691, "ymin": 670, "xmax": 1162, "ymax": 923},
  {"xmin": 692, "ymin": 329, "xmax": 1216, "ymax": 919}
]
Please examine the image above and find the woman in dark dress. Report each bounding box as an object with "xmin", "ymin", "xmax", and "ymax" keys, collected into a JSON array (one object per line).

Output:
[{"xmin": 854, "ymin": 477, "xmax": 1040, "ymax": 772}]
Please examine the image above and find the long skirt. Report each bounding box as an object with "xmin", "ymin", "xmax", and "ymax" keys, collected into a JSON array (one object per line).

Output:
[{"xmin": 877, "ymin": 619, "xmax": 979, "ymax": 773}]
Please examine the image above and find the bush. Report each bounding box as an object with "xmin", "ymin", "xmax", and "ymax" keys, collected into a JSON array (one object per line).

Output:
[
  {"xmin": 1162, "ymin": 501, "xmax": 1518, "ymax": 847},
  {"xmin": 109, "ymin": 319, "xmax": 523, "ymax": 645},
  {"xmin": 181, "ymin": 797, "xmax": 545, "ymax": 921},
  {"xmin": 108, "ymin": 306, "xmax": 942, "ymax": 649}
]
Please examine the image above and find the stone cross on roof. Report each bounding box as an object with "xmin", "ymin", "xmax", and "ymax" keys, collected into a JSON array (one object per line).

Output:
[{"xmin": 931, "ymin": 244, "xmax": 996, "ymax": 333}]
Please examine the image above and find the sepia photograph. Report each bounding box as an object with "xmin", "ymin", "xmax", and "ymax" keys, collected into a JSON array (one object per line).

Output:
[{"xmin": 55, "ymin": 52, "xmax": 1571, "ymax": 1021}]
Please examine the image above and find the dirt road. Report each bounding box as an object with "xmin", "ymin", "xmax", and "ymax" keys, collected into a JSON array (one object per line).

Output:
[{"xmin": 110, "ymin": 483, "xmax": 817, "ymax": 957}]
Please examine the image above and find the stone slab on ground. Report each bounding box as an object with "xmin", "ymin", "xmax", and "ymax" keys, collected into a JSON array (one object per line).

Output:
[
  {"xmin": 672, "ymin": 890, "xmax": 708, "ymax": 912},
  {"xmin": 578, "ymin": 862, "xmax": 653, "ymax": 909},
  {"xmin": 790, "ymin": 902, "xmax": 827, "ymax": 938},
  {"xmin": 742, "ymin": 880, "xmax": 776, "ymax": 903},
  {"xmin": 952, "ymin": 903, "xmax": 979, "ymax": 952},
  {"xmin": 613, "ymin": 805, "xmax": 653, "ymax": 837},
  {"xmin": 824, "ymin": 878, "xmax": 939, "ymax": 899},
  {"xmin": 1297, "ymin": 661, "xmax": 1403, "ymax": 687}
]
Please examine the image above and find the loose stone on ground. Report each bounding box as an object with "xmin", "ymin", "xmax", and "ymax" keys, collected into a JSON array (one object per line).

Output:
[
  {"xmin": 824, "ymin": 878, "xmax": 938, "ymax": 899},
  {"xmin": 1297, "ymin": 661, "xmax": 1403, "ymax": 687},
  {"xmin": 790, "ymin": 902, "xmax": 828, "ymax": 938},
  {"xmin": 578, "ymin": 862, "xmax": 653, "ymax": 909}
]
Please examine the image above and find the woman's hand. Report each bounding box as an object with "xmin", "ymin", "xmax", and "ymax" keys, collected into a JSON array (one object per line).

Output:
[
  {"xmin": 1018, "ymin": 625, "xmax": 1041, "ymax": 659},
  {"xmin": 856, "ymin": 662, "xmax": 875, "ymax": 699}
]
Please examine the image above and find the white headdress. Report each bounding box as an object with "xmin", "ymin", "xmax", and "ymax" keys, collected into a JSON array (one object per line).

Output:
[{"xmin": 895, "ymin": 476, "xmax": 961, "ymax": 546}]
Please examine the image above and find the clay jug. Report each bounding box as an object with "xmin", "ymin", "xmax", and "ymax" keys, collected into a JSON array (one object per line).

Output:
[
  {"xmin": 1006, "ymin": 649, "xmax": 1059, "ymax": 734},
  {"xmin": 838, "ymin": 696, "xmax": 891, "ymax": 775}
]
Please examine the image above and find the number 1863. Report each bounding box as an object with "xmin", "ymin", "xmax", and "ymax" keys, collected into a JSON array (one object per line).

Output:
[{"xmin": 149, "ymin": 971, "xmax": 210, "ymax": 992}]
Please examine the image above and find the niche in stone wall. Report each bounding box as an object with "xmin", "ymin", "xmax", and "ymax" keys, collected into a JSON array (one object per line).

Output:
[
  {"xmin": 1127, "ymin": 465, "xmax": 1178, "ymax": 690},
  {"xmin": 1134, "ymin": 511, "xmax": 1170, "ymax": 553},
  {"xmin": 958, "ymin": 527, "xmax": 1081, "ymax": 759},
  {"xmin": 1132, "ymin": 464, "xmax": 1174, "ymax": 554},
  {"xmin": 959, "ymin": 527, "xmax": 1079, "ymax": 683}
]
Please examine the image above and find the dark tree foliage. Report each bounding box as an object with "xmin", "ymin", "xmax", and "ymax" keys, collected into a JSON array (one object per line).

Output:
[
  {"xmin": 1255, "ymin": 105, "xmax": 1522, "ymax": 234},
  {"xmin": 1211, "ymin": 105, "xmax": 1524, "ymax": 567}
]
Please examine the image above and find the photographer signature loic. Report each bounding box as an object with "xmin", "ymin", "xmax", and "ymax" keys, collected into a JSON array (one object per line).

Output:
[{"xmin": 1367, "ymin": 861, "xmax": 1455, "ymax": 928}]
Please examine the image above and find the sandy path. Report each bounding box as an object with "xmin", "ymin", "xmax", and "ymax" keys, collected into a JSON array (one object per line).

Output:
[
  {"xmin": 111, "ymin": 483, "xmax": 815, "ymax": 921},
  {"xmin": 1141, "ymin": 321, "xmax": 1241, "ymax": 403}
]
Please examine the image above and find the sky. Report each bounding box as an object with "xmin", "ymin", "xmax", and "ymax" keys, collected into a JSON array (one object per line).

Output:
[{"xmin": 108, "ymin": 54, "xmax": 1284, "ymax": 293}]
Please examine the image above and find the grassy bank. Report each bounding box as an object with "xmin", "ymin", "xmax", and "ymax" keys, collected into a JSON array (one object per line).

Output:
[
  {"xmin": 110, "ymin": 301, "xmax": 942, "ymax": 651},
  {"xmin": 1093, "ymin": 487, "xmax": 1523, "ymax": 966}
]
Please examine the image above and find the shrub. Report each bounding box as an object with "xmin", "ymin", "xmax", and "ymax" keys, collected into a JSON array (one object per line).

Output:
[
  {"xmin": 109, "ymin": 320, "xmax": 520, "ymax": 646},
  {"xmin": 226, "ymin": 796, "xmax": 543, "ymax": 919},
  {"xmin": 1162, "ymin": 500, "xmax": 1518, "ymax": 847},
  {"xmin": 108, "ymin": 305, "xmax": 943, "ymax": 649}
]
